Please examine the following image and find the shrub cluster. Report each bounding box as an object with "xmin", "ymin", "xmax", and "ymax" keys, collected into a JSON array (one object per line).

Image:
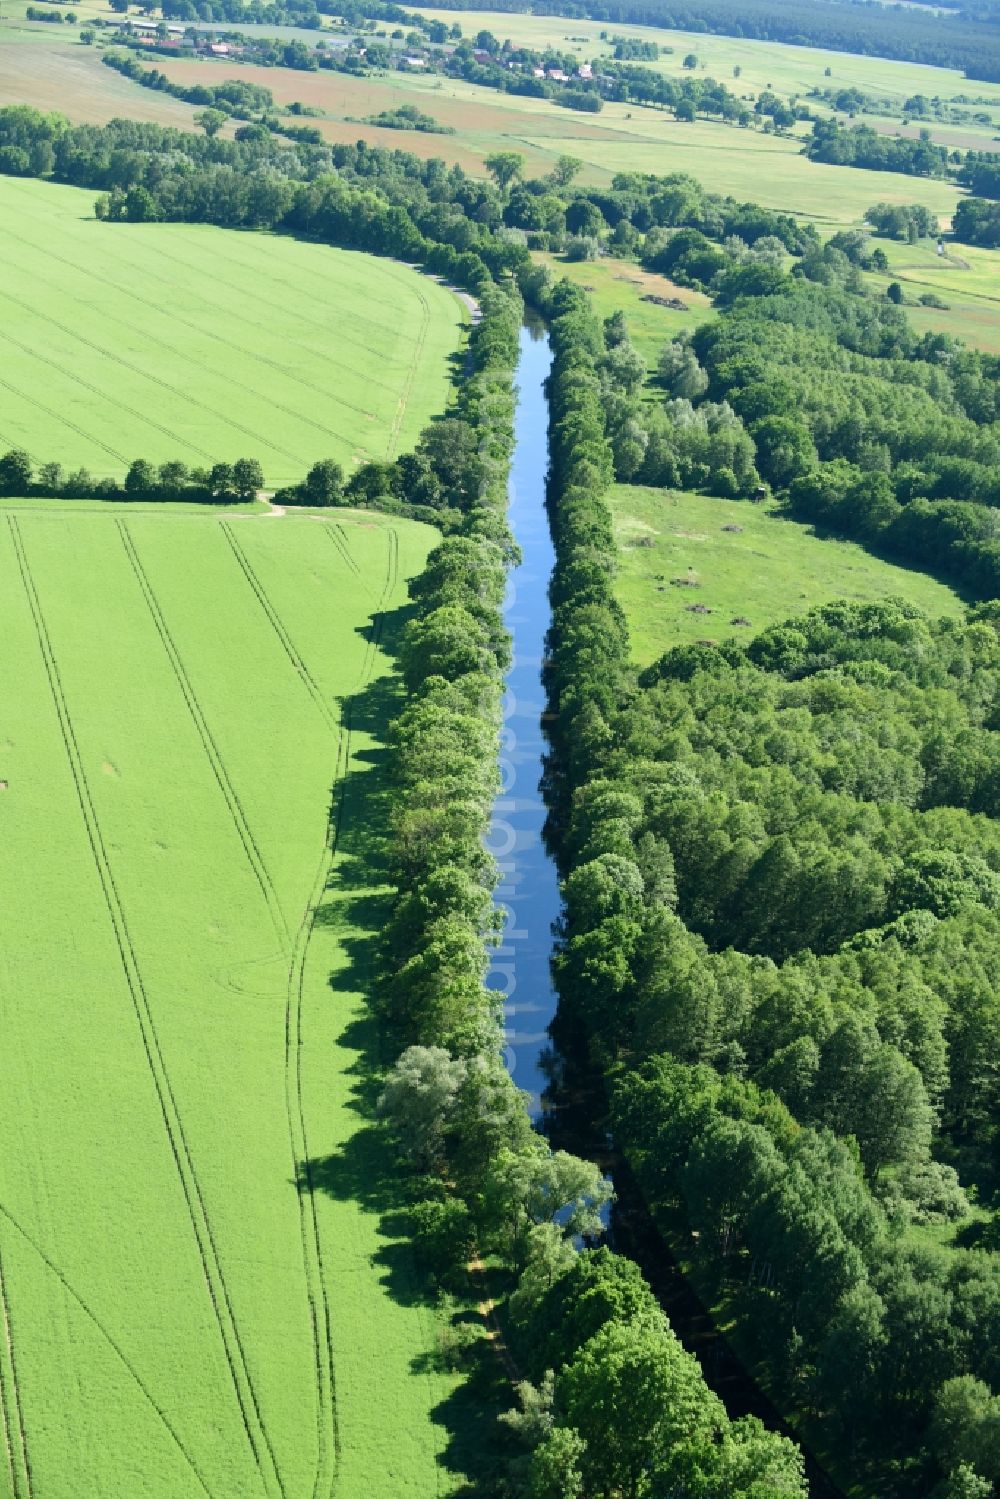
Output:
[{"xmin": 805, "ymin": 118, "xmax": 953, "ymax": 178}]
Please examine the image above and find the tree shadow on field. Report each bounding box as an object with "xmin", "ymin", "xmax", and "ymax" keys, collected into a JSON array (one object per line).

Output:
[{"xmin": 296, "ymin": 591, "xmax": 511, "ymax": 1493}]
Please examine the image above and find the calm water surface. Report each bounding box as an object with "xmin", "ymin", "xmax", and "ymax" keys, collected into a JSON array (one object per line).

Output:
[{"xmin": 485, "ymin": 322, "xmax": 559, "ymax": 1120}]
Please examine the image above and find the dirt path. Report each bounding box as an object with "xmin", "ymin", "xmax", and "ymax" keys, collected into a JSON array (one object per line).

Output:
[
  {"xmin": 255, "ymin": 491, "xmax": 287, "ymax": 517},
  {"xmin": 469, "ymin": 1256, "xmax": 521, "ymax": 1386}
]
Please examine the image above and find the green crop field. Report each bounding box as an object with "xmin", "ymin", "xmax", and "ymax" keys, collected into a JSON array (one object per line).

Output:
[
  {"xmin": 0, "ymin": 502, "xmax": 470, "ymax": 1499},
  {"xmin": 612, "ymin": 484, "xmax": 965, "ymax": 665},
  {"xmin": 0, "ymin": 176, "xmax": 465, "ymax": 487}
]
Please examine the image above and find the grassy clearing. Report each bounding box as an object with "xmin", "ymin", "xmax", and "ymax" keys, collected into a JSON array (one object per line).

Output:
[
  {"xmin": 0, "ymin": 502, "xmax": 472, "ymax": 1498},
  {"xmin": 0, "ymin": 175, "xmax": 465, "ymax": 486},
  {"xmin": 863, "ymin": 236, "xmax": 1000, "ymax": 353},
  {"xmin": 531, "ymin": 249, "xmax": 713, "ymax": 368},
  {"xmin": 611, "ymin": 484, "xmax": 965, "ymax": 666}
]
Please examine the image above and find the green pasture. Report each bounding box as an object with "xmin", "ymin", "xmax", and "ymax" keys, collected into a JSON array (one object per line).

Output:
[
  {"xmin": 0, "ymin": 176, "xmax": 465, "ymax": 486},
  {"xmin": 0, "ymin": 503, "xmax": 467, "ymax": 1498},
  {"xmin": 611, "ymin": 485, "xmax": 965, "ymax": 666},
  {"xmin": 529, "ymin": 107, "xmax": 962, "ymax": 226}
]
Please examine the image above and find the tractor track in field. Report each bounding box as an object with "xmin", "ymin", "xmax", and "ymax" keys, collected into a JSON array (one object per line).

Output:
[
  {"xmin": 0, "ymin": 1204, "xmax": 214, "ymax": 1499},
  {"xmin": 117, "ymin": 520, "xmax": 290, "ymax": 947},
  {"xmin": 0, "ymin": 324, "xmax": 224, "ymax": 466},
  {"xmin": 8, "ymin": 516, "xmax": 286, "ymax": 1499},
  {"xmin": 388, "ymin": 280, "xmax": 432, "ymax": 461},
  {"xmin": 220, "ymin": 523, "xmax": 341, "ymax": 736},
  {"xmin": 286, "ymin": 523, "xmax": 399, "ymax": 1499},
  {"xmin": 216, "ymin": 522, "xmax": 401, "ymax": 1499},
  {"xmin": 323, "ymin": 524, "xmax": 364, "ymax": 584},
  {"xmin": 164, "ymin": 224, "xmax": 404, "ymax": 323},
  {"xmin": 0, "ymin": 1244, "xmax": 32, "ymax": 1499},
  {"xmin": 7, "ymin": 206, "xmax": 411, "ymax": 405},
  {"xmin": 0, "ymin": 372, "xmax": 128, "ymax": 466},
  {"xmin": 218, "ymin": 513, "xmax": 354, "ymax": 1497},
  {"xmin": 2, "ymin": 189, "xmax": 404, "ymax": 354}
]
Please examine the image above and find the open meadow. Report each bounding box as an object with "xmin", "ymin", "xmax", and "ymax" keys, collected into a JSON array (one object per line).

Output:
[
  {"xmin": 611, "ymin": 484, "xmax": 966, "ymax": 665},
  {"xmin": 0, "ymin": 176, "xmax": 465, "ymax": 486},
  {"xmin": 0, "ymin": 500, "xmax": 472, "ymax": 1499}
]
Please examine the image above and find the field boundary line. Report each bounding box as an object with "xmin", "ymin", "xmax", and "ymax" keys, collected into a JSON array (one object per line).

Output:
[
  {"xmin": 117, "ymin": 520, "xmax": 290, "ymax": 945},
  {"xmin": 7, "ymin": 516, "xmax": 286, "ymax": 1499},
  {"xmin": 0, "ymin": 1245, "xmax": 31, "ymax": 1499},
  {"xmin": 219, "ymin": 523, "xmax": 340, "ymax": 734},
  {"xmin": 0, "ymin": 1206, "xmax": 215, "ymax": 1499}
]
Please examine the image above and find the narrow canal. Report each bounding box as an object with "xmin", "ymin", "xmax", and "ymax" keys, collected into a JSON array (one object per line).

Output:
[
  {"xmin": 485, "ymin": 319, "xmax": 559, "ymax": 1121},
  {"xmin": 485, "ymin": 319, "xmax": 839, "ymax": 1498}
]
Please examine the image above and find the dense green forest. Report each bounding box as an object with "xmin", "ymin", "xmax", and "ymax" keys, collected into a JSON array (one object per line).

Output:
[
  {"xmin": 543, "ymin": 267, "xmax": 1000, "ymax": 1496},
  {"xmin": 955, "ymin": 196, "xmax": 1000, "ymax": 245}
]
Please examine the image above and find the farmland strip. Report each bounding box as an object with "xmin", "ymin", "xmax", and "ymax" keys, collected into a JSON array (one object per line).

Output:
[
  {"xmin": 288, "ymin": 523, "xmax": 399, "ymax": 1499},
  {"xmin": 0, "ymin": 215, "xmax": 406, "ymax": 406},
  {"xmin": 7, "ymin": 516, "xmax": 286, "ymax": 1499},
  {"xmin": 0, "ymin": 291, "xmax": 305, "ymax": 467},
  {"xmin": 0, "ymin": 278, "xmax": 374, "ymax": 461},
  {"xmin": 117, "ymin": 520, "xmax": 290, "ymax": 945}
]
